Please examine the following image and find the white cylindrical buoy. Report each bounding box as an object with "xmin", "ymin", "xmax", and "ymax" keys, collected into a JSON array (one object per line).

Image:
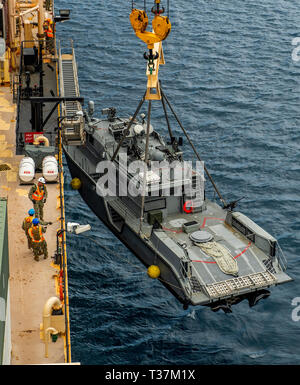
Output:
[
  {"xmin": 19, "ymin": 157, "xmax": 35, "ymax": 183},
  {"xmin": 42, "ymin": 156, "xmax": 58, "ymax": 182}
]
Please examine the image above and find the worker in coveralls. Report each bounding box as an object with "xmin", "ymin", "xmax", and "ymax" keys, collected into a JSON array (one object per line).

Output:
[
  {"xmin": 28, "ymin": 177, "xmax": 48, "ymax": 221},
  {"xmin": 28, "ymin": 218, "xmax": 48, "ymax": 261},
  {"xmin": 22, "ymin": 208, "xmax": 35, "ymax": 249}
]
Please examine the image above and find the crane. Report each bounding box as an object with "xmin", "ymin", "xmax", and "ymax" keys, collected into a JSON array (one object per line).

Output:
[{"xmin": 130, "ymin": 0, "xmax": 171, "ymax": 100}]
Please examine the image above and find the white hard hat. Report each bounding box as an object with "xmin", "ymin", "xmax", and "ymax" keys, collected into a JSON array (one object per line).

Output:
[{"xmin": 38, "ymin": 177, "xmax": 46, "ymax": 184}]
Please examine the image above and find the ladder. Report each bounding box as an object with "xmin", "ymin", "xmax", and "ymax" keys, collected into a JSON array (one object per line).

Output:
[{"xmin": 58, "ymin": 41, "xmax": 85, "ymax": 145}]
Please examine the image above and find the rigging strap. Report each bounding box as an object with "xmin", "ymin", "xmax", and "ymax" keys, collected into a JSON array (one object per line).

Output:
[
  {"xmin": 139, "ymin": 100, "xmax": 152, "ymax": 233},
  {"xmin": 159, "ymin": 85, "xmax": 227, "ymax": 207}
]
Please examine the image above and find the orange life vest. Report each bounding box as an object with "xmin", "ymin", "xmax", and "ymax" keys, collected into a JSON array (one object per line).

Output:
[
  {"xmin": 28, "ymin": 225, "xmax": 45, "ymax": 243},
  {"xmin": 47, "ymin": 26, "xmax": 53, "ymax": 38},
  {"xmin": 32, "ymin": 185, "xmax": 45, "ymax": 201},
  {"xmin": 44, "ymin": 19, "xmax": 54, "ymax": 38},
  {"xmin": 23, "ymin": 216, "xmax": 34, "ymax": 233}
]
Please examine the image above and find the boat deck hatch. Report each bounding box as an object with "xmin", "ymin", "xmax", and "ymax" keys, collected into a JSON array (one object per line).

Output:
[{"xmin": 182, "ymin": 221, "xmax": 199, "ymax": 233}]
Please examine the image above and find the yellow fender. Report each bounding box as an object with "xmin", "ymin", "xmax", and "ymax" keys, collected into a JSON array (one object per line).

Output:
[{"xmin": 130, "ymin": 9, "xmax": 171, "ymax": 49}]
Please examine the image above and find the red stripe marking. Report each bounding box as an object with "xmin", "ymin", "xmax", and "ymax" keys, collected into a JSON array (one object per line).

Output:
[
  {"xmin": 163, "ymin": 216, "xmax": 224, "ymax": 233},
  {"xmin": 201, "ymin": 216, "xmax": 225, "ymax": 228},
  {"xmin": 233, "ymin": 241, "xmax": 252, "ymax": 259}
]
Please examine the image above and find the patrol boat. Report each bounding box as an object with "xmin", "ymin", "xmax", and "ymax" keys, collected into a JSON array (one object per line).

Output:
[{"xmin": 60, "ymin": 1, "xmax": 292, "ymax": 313}]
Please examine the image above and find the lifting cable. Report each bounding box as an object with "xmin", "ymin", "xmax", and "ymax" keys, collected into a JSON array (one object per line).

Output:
[
  {"xmin": 159, "ymin": 83, "xmax": 227, "ymax": 207},
  {"xmin": 131, "ymin": 1, "xmax": 146, "ymax": 11},
  {"xmin": 131, "ymin": 1, "xmax": 170, "ymax": 16},
  {"xmin": 139, "ymin": 100, "xmax": 152, "ymax": 234}
]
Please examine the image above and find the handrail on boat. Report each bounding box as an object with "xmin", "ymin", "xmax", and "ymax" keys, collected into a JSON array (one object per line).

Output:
[{"xmin": 276, "ymin": 241, "xmax": 288, "ymax": 271}]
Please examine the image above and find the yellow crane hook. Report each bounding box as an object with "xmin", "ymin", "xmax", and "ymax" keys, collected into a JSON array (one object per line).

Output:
[
  {"xmin": 129, "ymin": 1, "xmax": 171, "ymax": 50},
  {"xmin": 130, "ymin": 1, "xmax": 171, "ymax": 100}
]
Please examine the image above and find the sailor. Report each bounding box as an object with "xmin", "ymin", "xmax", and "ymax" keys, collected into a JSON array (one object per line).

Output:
[
  {"xmin": 46, "ymin": 19, "xmax": 54, "ymax": 38},
  {"xmin": 44, "ymin": 18, "xmax": 54, "ymax": 54},
  {"xmin": 22, "ymin": 208, "xmax": 35, "ymax": 249},
  {"xmin": 28, "ymin": 218, "xmax": 48, "ymax": 261},
  {"xmin": 28, "ymin": 177, "xmax": 48, "ymax": 221}
]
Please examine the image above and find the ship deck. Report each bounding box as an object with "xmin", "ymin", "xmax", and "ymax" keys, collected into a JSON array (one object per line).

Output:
[{"xmin": 0, "ymin": 85, "xmax": 69, "ymax": 363}]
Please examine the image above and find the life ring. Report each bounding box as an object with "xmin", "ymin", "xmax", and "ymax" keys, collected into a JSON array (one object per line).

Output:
[
  {"xmin": 33, "ymin": 135, "xmax": 49, "ymax": 147},
  {"xmin": 183, "ymin": 200, "xmax": 193, "ymax": 214}
]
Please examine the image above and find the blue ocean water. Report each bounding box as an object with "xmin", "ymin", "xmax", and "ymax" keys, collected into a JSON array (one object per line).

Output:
[{"xmin": 57, "ymin": 0, "xmax": 300, "ymax": 364}]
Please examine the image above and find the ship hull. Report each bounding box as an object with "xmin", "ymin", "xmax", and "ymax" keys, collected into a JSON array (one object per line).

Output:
[{"xmin": 63, "ymin": 146, "xmax": 191, "ymax": 307}]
